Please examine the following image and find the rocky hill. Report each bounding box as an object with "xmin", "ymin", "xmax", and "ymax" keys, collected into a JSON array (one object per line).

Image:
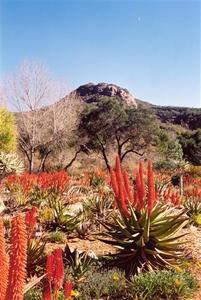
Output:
[
  {"xmin": 75, "ymin": 82, "xmax": 137, "ymax": 107},
  {"xmin": 71, "ymin": 83, "xmax": 201, "ymax": 130}
]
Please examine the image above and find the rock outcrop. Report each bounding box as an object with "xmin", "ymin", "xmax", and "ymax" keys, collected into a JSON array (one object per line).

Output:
[{"xmin": 75, "ymin": 82, "xmax": 137, "ymax": 107}]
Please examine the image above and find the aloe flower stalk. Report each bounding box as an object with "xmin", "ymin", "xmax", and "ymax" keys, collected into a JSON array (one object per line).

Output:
[
  {"xmin": 0, "ymin": 218, "xmax": 9, "ymax": 299},
  {"xmin": 43, "ymin": 280, "xmax": 52, "ymax": 300},
  {"xmin": 6, "ymin": 214, "xmax": 27, "ymax": 300},
  {"xmin": 64, "ymin": 281, "xmax": 73, "ymax": 298},
  {"xmin": 25, "ymin": 206, "xmax": 37, "ymax": 238},
  {"xmin": 123, "ymin": 170, "xmax": 132, "ymax": 202},
  {"xmin": 114, "ymin": 156, "xmax": 130, "ymax": 217},
  {"xmin": 147, "ymin": 160, "xmax": 155, "ymax": 215},
  {"xmin": 46, "ymin": 254, "xmax": 55, "ymax": 283},
  {"xmin": 110, "ymin": 169, "xmax": 119, "ymax": 199},
  {"xmin": 139, "ymin": 160, "xmax": 145, "ymax": 201},
  {"xmin": 53, "ymin": 248, "xmax": 64, "ymax": 290}
]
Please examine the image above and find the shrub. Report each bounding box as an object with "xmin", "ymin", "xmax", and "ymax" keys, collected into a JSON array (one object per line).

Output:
[
  {"xmin": 0, "ymin": 152, "xmax": 23, "ymax": 181},
  {"xmin": 75, "ymin": 268, "xmax": 127, "ymax": 300},
  {"xmin": 129, "ymin": 269, "xmax": 197, "ymax": 300},
  {"xmin": 43, "ymin": 196, "xmax": 81, "ymax": 233},
  {"xmin": 64, "ymin": 245, "xmax": 96, "ymax": 282},
  {"xmin": 24, "ymin": 287, "xmax": 42, "ymax": 300},
  {"xmin": 47, "ymin": 231, "xmax": 67, "ymax": 243},
  {"xmin": 0, "ymin": 107, "xmax": 17, "ymax": 153}
]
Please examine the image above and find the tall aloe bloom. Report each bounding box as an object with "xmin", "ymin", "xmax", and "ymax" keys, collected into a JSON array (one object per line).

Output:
[
  {"xmin": 53, "ymin": 248, "xmax": 65, "ymax": 290},
  {"xmin": 6, "ymin": 214, "xmax": 27, "ymax": 300},
  {"xmin": 147, "ymin": 160, "xmax": 155, "ymax": 216},
  {"xmin": 45, "ymin": 248, "xmax": 65, "ymax": 297},
  {"xmin": 113, "ymin": 156, "xmax": 130, "ymax": 218},
  {"xmin": 0, "ymin": 219, "xmax": 9, "ymax": 299}
]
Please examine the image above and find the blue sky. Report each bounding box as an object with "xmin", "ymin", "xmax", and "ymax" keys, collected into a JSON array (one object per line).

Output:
[{"xmin": 0, "ymin": 0, "xmax": 200, "ymax": 107}]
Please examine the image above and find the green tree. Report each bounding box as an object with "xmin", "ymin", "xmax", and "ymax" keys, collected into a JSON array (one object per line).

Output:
[
  {"xmin": 78, "ymin": 97, "xmax": 160, "ymax": 169},
  {"xmin": 0, "ymin": 107, "xmax": 17, "ymax": 152},
  {"xmin": 178, "ymin": 129, "xmax": 201, "ymax": 165}
]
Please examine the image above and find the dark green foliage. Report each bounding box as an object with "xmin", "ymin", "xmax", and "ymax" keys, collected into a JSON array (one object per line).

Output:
[
  {"xmin": 78, "ymin": 97, "xmax": 160, "ymax": 169},
  {"xmin": 154, "ymin": 160, "xmax": 184, "ymax": 171},
  {"xmin": 178, "ymin": 129, "xmax": 201, "ymax": 165},
  {"xmin": 153, "ymin": 106, "xmax": 201, "ymax": 130}
]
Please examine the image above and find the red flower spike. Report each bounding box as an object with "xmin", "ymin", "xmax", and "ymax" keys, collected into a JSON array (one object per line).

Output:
[
  {"xmin": 123, "ymin": 171, "xmax": 133, "ymax": 202},
  {"xmin": 139, "ymin": 161, "xmax": 145, "ymax": 200},
  {"xmin": 0, "ymin": 218, "xmax": 9, "ymax": 300},
  {"xmin": 43, "ymin": 280, "xmax": 52, "ymax": 300},
  {"xmin": 147, "ymin": 160, "xmax": 155, "ymax": 216},
  {"xmin": 64, "ymin": 281, "xmax": 73, "ymax": 298},
  {"xmin": 53, "ymin": 248, "xmax": 64, "ymax": 290},
  {"xmin": 25, "ymin": 206, "xmax": 37, "ymax": 238},
  {"xmin": 6, "ymin": 214, "xmax": 27, "ymax": 300},
  {"xmin": 46, "ymin": 254, "xmax": 55, "ymax": 283},
  {"xmin": 110, "ymin": 169, "xmax": 119, "ymax": 198},
  {"xmin": 136, "ymin": 174, "xmax": 144, "ymax": 210},
  {"xmin": 118, "ymin": 174, "xmax": 130, "ymax": 218}
]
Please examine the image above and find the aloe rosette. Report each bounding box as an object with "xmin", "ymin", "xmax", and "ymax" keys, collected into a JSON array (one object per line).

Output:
[{"xmin": 100, "ymin": 156, "xmax": 189, "ymax": 277}]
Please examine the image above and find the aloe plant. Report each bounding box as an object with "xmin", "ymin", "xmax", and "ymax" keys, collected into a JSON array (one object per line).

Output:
[
  {"xmin": 100, "ymin": 156, "xmax": 189, "ymax": 277},
  {"xmin": 0, "ymin": 152, "xmax": 23, "ymax": 180}
]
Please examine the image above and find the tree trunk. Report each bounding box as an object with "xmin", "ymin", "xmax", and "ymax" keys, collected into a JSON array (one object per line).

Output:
[
  {"xmin": 28, "ymin": 149, "xmax": 34, "ymax": 173},
  {"xmin": 101, "ymin": 147, "xmax": 110, "ymax": 171},
  {"xmin": 38, "ymin": 151, "xmax": 51, "ymax": 172},
  {"xmin": 64, "ymin": 149, "xmax": 82, "ymax": 170}
]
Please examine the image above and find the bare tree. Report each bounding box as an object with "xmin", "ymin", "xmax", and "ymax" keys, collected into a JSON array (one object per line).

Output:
[{"xmin": 4, "ymin": 60, "xmax": 69, "ymax": 172}]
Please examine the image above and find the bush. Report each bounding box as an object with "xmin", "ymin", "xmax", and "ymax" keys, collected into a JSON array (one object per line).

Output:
[
  {"xmin": 154, "ymin": 160, "xmax": 184, "ymax": 171},
  {"xmin": 47, "ymin": 231, "xmax": 67, "ymax": 243},
  {"xmin": 24, "ymin": 287, "xmax": 42, "ymax": 300},
  {"xmin": 0, "ymin": 107, "xmax": 17, "ymax": 152},
  {"xmin": 130, "ymin": 269, "xmax": 197, "ymax": 300},
  {"xmin": 75, "ymin": 268, "xmax": 127, "ymax": 300}
]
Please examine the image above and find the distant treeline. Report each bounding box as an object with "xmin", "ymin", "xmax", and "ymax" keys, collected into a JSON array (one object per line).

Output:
[{"xmin": 152, "ymin": 106, "xmax": 201, "ymax": 130}]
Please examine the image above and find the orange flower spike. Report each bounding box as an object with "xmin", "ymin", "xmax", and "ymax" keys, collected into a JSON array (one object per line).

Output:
[
  {"xmin": 0, "ymin": 218, "xmax": 9, "ymax": 300},
  {"xmin": 136, "ymin": 173, "xmax": 144, "ymax": 210},
  {"xmin": 139, "ymin": 160, "xmax": 145, "ymax": 200},
  {"xmin": 110, "ymin": 169, "xmax": 119, "ymax": 198},
  {"xmin": 25, "ymin": 206, "xmax": 37, "ymax": 238},
  {"xmin": 6, "ymin": 214, "xmax": 27, "ymax": 300},
  {"xmin": 123, "ymin": 171, "xmax": 133, "ymax": 202},
  {"xmin": 133, "ymin": 189, "xmax": 140, "ymax": 210},
  {"xmin": 118, "ymin": 176, "xmax": 130, "ymax": 218},
  {"xmin": 147, "ymin": 160, "xmax": 155, "ymax": 216}
]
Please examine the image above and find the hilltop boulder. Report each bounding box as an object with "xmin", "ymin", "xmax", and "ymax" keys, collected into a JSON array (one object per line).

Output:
[{"xmin": 75, "ymin": 82, "xmax": 137, "ymax": 107}]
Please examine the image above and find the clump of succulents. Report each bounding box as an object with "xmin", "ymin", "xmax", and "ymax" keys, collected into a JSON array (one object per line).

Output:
[
  {"xmin": 0, "ymin": 152, "xmax": 23, "ymax": 180},
  {"xmin": 100, "ymin": 156, "xmax": 189, "ymax": 277}
]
